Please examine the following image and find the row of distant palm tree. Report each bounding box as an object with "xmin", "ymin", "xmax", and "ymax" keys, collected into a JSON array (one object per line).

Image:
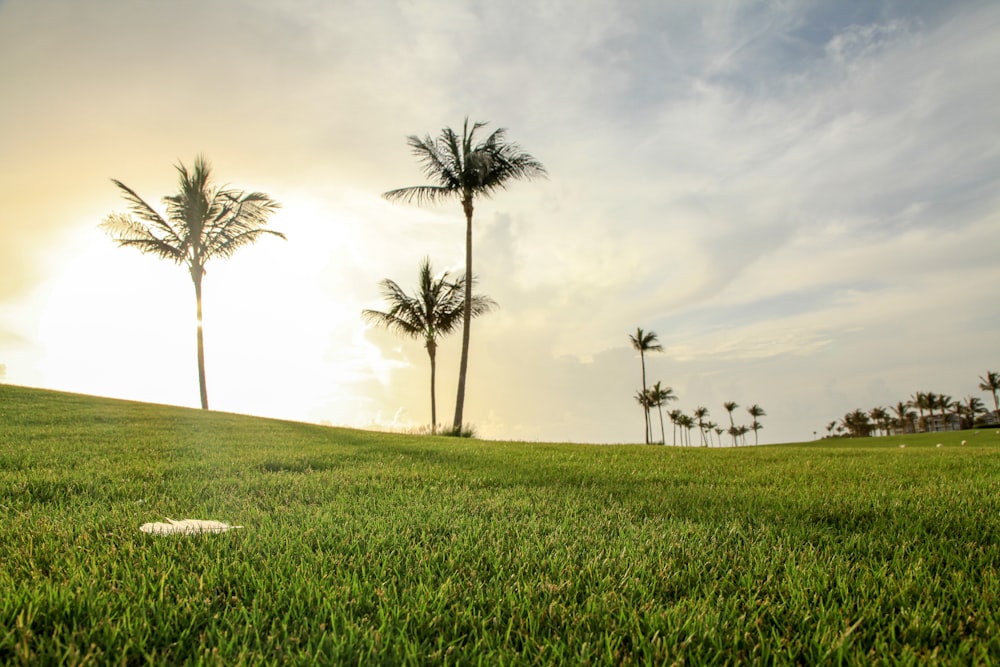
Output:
[
  {"xmin": 630, "ymin": 327, "xmax": 765, "ymax": 446},
  {"xmin": 102, "ymin": 119, "xmax": 546, "ymax": 432},
  {"xmin": 823, "ymin": 371, "xmax": 1000, "ymax": 438}
]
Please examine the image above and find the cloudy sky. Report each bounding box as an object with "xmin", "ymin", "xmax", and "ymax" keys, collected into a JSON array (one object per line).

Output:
[{"xmin": 1, "ymin": 0, "xmax": 998, "ymax": 444}]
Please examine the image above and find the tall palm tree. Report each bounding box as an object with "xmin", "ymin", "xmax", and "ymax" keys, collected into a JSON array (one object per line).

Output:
[
  {"xmin": 362, "ymin": 258, "xmax": 496, "ymax": 434},
  {"xmin": 628, "ymin": 328, "xmax": 663, "ymax": 444},
  {"xmin": 693, "ymin": 406, "xmax": 709, "ymax": 446},
  {"xmin": 649, "ymin": 382, "xmax": 677, "ymax": 445},
  {"xmin": 102, "ymin": 156, "xmax": 282, "ymax": 410},
  {"xmin": 384, "ymin": 119, "xmax": 546, "ymax": 432},
  {"xmin": 724, "ymin": 401, "xmax": 739, "ymax": 446},
  {"xmin": 979, "ymin": 371, "xmax": 1000, "ymax": 424},
  {"xmin": 747, "ymin": 404, "xmax": 766, "ymax": 445}
]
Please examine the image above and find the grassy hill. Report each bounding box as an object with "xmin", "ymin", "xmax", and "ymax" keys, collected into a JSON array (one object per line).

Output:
[{"xmin": 2, "ymin": 384, "xmax": 999, "ymax": 664}]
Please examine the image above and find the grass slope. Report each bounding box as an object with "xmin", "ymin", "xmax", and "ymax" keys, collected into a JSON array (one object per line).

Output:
[{"xmin": 2, "ymin": 384, "xmax": 999, "ymax": 665}]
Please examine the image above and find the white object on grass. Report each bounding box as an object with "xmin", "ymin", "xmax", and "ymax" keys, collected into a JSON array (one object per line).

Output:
[{"xmin": 140, "ymin": 518, "xmax": 243, "ymax": 535}]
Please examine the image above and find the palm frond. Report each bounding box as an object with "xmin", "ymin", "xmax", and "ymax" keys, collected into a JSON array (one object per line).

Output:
[
  {"xmin": 100, "ymin": 213, "xmax": 186, "ymax": 263},
  {"xmin": 110, "ymin": 179, "xmax": 180, "ymax": 242},
  {"xmin": 382, "ymin": 184, "xmax": 453, "ymax": 205}
]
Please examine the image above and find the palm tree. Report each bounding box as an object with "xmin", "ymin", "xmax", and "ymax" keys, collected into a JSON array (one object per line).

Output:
[
  {"xmin": 649, "ymin": 382, "xmax": 677, "ymax": 445},
  {"xmin": 678, "ymin": 414, "xmax": 695, "ymax": 446},
  {"xmin": 979, "ymin": 371, "xmax": 1000, "ymax": 424},
  {"xmin": 938, "ymin": 394, "xmax": 955, "ymax": 431},
  {"xmin": 362, "ymin": 258, "xmax": 496, "ymax": 434},
  {"xmin": 868, "ymin": 406, "xmax": 890, "ymax": 437},
  {"xmin": 909, "ymin": 392, "xmax": 930, "ymax": 432},
  {"xmin": 384, "ymin": 119, "xmax": 546, "ymax": 432},
  {"xmin": 692, "ymin": 406, "xmax": 709, "ymax": 446},
  {"xmin": 890, "ymin": 401, "xmax": 916, "ymax": 434},
  {"xmin": 102, "ymin": 156, "xmax": 282, "ymax": 410},
  {"xmin": 724, "ymin": 401, "xmax": 739, "ymax": 446},
  {"xmin": 842, "ymin": 409, "xmax": 872, "ymax": 438},
  {"xmin": 959, "ymin": 395, "xmax": 986, "ymax": 429},
  {"xmin": 634, "ymin": 390, "xmax": 654, "ymax": 442},
  {"xmin": 628, "ymin": 328, "xmax": 663, "ymax": 444},
  {"xmin": 747, "ymin": 404, "xmax": 766, "ymax": 445},
  {"xmin": 668, "ymin": 409, "xmax": 683, "ymax": 447},
  {"xmin": 714, "ymin": 426, "xmax": 725, "ymax": 444}
]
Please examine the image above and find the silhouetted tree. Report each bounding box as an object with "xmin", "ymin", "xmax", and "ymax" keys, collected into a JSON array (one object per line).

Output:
[
  {"xmin": 384, "ymin": 119, "xmax": 546, "ymax": 431},
  {"xmin": 628, "ymin": 328, "xmax": 663, "ymax": 443},
  {"xmin": 102, "ymin": 156, "xmax": 282, "ymax": 409},
  {"xmin": 363, "ymin": 258, "xmax": 495, "ymax": 433}
]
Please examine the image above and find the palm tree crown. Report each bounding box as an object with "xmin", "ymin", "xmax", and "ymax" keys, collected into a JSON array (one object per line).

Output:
[
  {"xmin": 980, "ymin": 371, "xmax": 1000, "ymax": 423},
  {"xmin": 384, "ymin": 118, "xmax": 545, "ymax": 432},
  {"xmin": 362, "ymin": 258, "xmax": 496, "ymax": 433},
  {"xmin": 101, "ymin": 155, "xmax": 283, "ymax": 410}
]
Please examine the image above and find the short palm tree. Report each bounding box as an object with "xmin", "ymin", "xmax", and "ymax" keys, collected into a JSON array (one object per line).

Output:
[
  {"xmin": 668, "ymin": 409, "xmax": 683, "ymax": 447},
  {"xmin": 693, "ymin": 406, "xmax": 709, "ymax": 446},
  {"xmin": 649, "ymin": 382, "xmax": 677, "ymax": 445},
  {"xmin": 979, "ymin": 371, "xmax": 1000, "ymax": 423},
  {"xmin": 101, "ymin": 156, "xmax": 282, "ymax": 410},
  {"xmin": 936, "ymin": 394, "xmax": 954, "ymax": 432},
  {"xmin": 909, "ymin": 392, "xmax": 929, "ymax": 432},
  {"xmin": 747, "ymin": 404, "xmax": 766, "ymax": 445},
  {"xmin": 384, "ymin": 118, "xmax": 546, "ymax": 432},
  {"xmin": 629, "ymin": 328, "xmax": 663, "ymax": 444},
  {"xmin": 724, "ymin": 401, "xmax": 739, "ymax": 446},
  {"xmin": 890, "ymin": 401, "xmax": 916, "ymax": 434},
  {"xmin": 362, "ymin": 258, "xmax": 496, "ymax": 434},
  {"xmin": 960, "ymin": 395, "xmax": 986, "ymax": 429}
]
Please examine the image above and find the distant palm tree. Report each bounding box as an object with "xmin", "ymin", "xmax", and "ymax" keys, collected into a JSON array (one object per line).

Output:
[
  {"xmin": 979, "ymin": 371, "xmax": 1000, "ymax": 423},
  {"xmin": 668, "ymin": 409, "xmax": 683, "ymax": 447},
  {"xmin": 959, "ymin": 395, "xmax": 986, "ymax": 429},
  {"xmin": 842, "ymin": 409, "xmax": 872, "ymax": 438},
  {"xmin": 714, "ymin": 426, "xmax": 725, "ymax": 444},
  {"xmin": 724, "ymin": 401, "xmax": 739, "ymax": 446},
  {"xmin": 102, "ymin": 156, "xmax": 282, "ymax": 410},
  {"xmin": 936, "ymin": 394, "xmax": 954, "ymax": 432},
  {"xmin": 678, "ymin": 414, "xmax": 695, "ymax": 446},
  {"xmin": 693, "ymin": 406, "xmax": 709, "ymax": 446},
  {"xmin": 868, "ymin": 406, "xmax": 890, "ymax": 437},
  {"xmin": 362, "ymin": 258, "xmax": 496, "ymax": 434},
  {"xmin": 629, "ymin": 328, "xmax": 663, "ymax": 444},
  {"xmin": 890, "ymin": 401, "xmax": 916, "ymax": 434},
  {"xmin": 384, "ymin": 119, "xmax": 546, "ymax": 432},
  {"xmin": 825, "ymin": 421, "xmax": 838, "ymax": 438},
  {"xmin": 649, "ymin": 382, "xmax": 677, "ymax": 445},
  {"xmin": 909, "ymin": 392, "xmax": 930, "ymax": 432},
  {"xmin": 747, "ymin": 404, "xmax": 766, "ymax": 445}
]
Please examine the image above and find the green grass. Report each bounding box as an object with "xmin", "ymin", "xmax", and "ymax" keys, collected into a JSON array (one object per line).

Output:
[{"xmin": 2, "ymin": 384, "xmax": 1000, "ymax": 665}]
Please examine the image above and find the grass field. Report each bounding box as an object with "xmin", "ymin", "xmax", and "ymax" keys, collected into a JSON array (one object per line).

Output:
[{"xmin": 2, "ymin": 384, "xmax": 999, "ymax": 665}]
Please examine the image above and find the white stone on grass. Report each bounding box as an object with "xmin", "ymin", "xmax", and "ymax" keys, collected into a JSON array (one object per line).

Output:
[{"xmin": 140, "ymin": 519, "xmax": 242, "ymax": 535}]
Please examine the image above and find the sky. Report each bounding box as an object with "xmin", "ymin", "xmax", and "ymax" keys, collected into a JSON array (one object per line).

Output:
[{"xmin": 1, "ymin": 0, "xmax": 998, "ymax": 445}]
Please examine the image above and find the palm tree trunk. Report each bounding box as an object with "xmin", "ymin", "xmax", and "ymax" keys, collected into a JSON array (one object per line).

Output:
[
  {"xmin": 640, "ymin": 353, "xmax": 649, "ymax": 444},
  {"xmin": 453, "ymin": 196, "xmax": 474, "ymax": 431},
  {"xmin": 427, "ymin": 340, "xmax": 437, "ymax": 434},
  {"xmin": 193, "ymin": 273, "xmax": 209, "ymax": 410},
  {"xmin": 658, "ymin": 406, "xmax": 665, "ymax": 445}
]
